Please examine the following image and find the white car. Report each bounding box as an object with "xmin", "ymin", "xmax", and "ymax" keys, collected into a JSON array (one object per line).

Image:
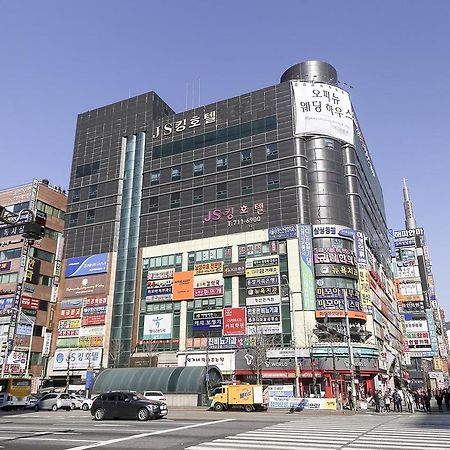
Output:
[
  {"xmin": 142, "ymin": 391, "xmax": 167, "ymax": 404},
  {"xmin": 69, "ymin": 394, "xmax": 93, "ymax": 411},
  {"xmin": 34, "ymin": 393, "xmax": 72, "ymax": 411}
]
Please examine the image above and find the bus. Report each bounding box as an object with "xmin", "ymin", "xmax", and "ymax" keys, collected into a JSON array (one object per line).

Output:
[{"xmin": 0, "ymin": 377, "xmax": 32, "ymax": 410}]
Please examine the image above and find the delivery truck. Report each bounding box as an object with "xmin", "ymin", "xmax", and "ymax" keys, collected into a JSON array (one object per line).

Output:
[{"xmin": 209, "ymin": 384, "xmax": 268, "ymax": 412}]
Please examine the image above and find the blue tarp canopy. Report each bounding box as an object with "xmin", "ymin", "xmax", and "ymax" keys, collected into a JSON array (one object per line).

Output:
[{"xmin": 92, "ymin": 366, "xmax": 222, "ymax": 394}]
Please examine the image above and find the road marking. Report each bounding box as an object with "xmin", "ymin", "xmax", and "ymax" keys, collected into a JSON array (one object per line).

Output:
[
  {"xmin": 93, "ymin": 424, "xmax": 131, "ymax": 427},
  {"xmin": 67, "ymin": 418, "xmax": 235, "ymax": 450}
]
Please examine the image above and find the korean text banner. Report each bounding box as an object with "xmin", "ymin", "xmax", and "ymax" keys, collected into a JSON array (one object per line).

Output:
[
  {"xmin": 292, "ymin": 82, "xmax": 354, "ymax": 145},
  {"xmin": 65, "ymin": 253, "xmax": 108, "ymax": 278},
  {"xmin": 143, "ymin": 313, "xmax": 172, "ymax": 340}
]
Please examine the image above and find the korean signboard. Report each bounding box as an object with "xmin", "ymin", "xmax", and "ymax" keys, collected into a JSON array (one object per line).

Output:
[
  {"xmin": 81, "ymin": 315, "xmax": 106, "ymax": 326},
  {"xmin": 292, "ymin": 82, "xmax": 354, "ymax": 145},
  {"xmin": 313, "ymin": 247, "xmax": 356, "ymax": 266},
  {"xmin": 21, "ymin": 296, "xmax": 40, "ymax": 310},
  {"xmin": 222, "ymin": 262, "xmax": 246, "ymax": 277},
  {"xmin": 203, "ymin": 202, "xmax": 265, "ymax": 228},
  {"xmin": 53, "ymin": 347, "xmax": 103, "ymax": 370},
  {"xmin": 299, "ymin": 224, "xmax": 315, "ymax": 310},
  {"xmin": 315, "ymin": 263, "xmax": 358, "ymax": 280},
  {"xmin": 246, "ymin": 305, "xmax": 281, "ymax": 324},
  {"xmin": 65, "ymin": 253, "xmax": 108, "ymax": 278},
  {"xmin": 268, "ymin": 225, "xmax": 298, "ymax": 240},
  {"xmin": 0, "ymin": 261, "xmax": 11, "ymax": 272},
  {"xmin": 193, "ymin": 310, "xmax": 223, "ymax": 333},
  {"xmin": 152, "ymin": 110, "xmax": 216, "ymax": 139},
  {"xmin": 223, "ymin": 307, "xmax": 246, "ymax": 336},
  {"xmin": 143, "ymin": 313, "xmax": 172, "ymax": 340},
  {"xmin": 24, "ymin": 257, "xmax": 40, "ymax": 285},
  {"xmin": 64, "ymin": 274, "xmax": 107, "ymax": 298},
  {"xmin": 193, "ymin": 262, "xmax": 223, "ymax": 275}
]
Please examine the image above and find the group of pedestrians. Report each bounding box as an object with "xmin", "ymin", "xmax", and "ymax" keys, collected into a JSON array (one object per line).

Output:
[{"xmin": 369, "ymin": 387, "xmax": 450, "ymax": 413}]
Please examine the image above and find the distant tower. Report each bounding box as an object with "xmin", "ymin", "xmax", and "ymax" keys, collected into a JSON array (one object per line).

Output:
[{"xmin": 403, "ymin": 178, "xmax": 417, "ymax": 230}]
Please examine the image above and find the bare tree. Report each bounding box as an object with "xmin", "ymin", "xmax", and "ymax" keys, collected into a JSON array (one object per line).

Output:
[{"xmin": 108, "ymin": 339, "xmax": 123, "ymax": 368}]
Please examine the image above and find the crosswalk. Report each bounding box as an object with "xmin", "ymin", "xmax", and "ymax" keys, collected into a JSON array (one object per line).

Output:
[{"xmin": 185, "ymin": 414, "xmax": 450, "ymax": 449}]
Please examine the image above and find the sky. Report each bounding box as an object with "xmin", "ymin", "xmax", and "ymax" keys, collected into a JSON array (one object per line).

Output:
[{"xmin": 1, "ymin": 1, "xmax": 449, "ymax": 314}]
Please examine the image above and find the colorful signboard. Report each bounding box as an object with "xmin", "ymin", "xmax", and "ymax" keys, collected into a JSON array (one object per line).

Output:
[
  {"xmin": 223, "ymin": 307, "xmax": 246, "ymax": 336},
  {"xmin": 59, "ymin": 308, "xmax": 82, "ymax": 319},
  {"xmin": 21, "ymin": 296, "xmax": 40, "ymax": 310},
  {"xmin": 143, "ymin": 313, "xmax": 172, "ymax": 340},
  {"xmin": 0, "ymin": 261, "xmax": 11, "ymax": 272},
  {"xmin": 222, "ymin": 262, "xmax": 246, "ymax": 277},
  {"xmin": 192, "ymin": 310, "xmax": 223, "ymax": 333},
  {"xmin": 65, "ymin": 253, "xmax": 108, "ymax": 278},
  {"xmin": 193, "ymin": 262, "xmax": 223, "ymax": 275},
  {"xmin": 81, "ymin": 315, "xmax": 106, "ymax": 326},
  {"xmin": 246, "ymin": 305, "xmax": 281, "ymax": 324},
  {"xmin": 315, "ymin": 263, "xmax": 358, "ymax": 279},
  {"xmin": 299, "ymin": 224, "xmax": 315, "ymax": 310},
  {"xmin": 172, "ymin": 271, "xmax": 194, "ymax": 301},
  {"xmin": 313, "ymin": 247, "xmax": 356, "ymax": 266}
]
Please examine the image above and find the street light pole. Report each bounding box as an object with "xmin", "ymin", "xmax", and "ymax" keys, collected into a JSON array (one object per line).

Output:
[
  {"xmin": 343, "ymin": 290, "xmax": 357, "ymax": 410},
  {"xmin": 281, "ymin": 275, "xmax": 300, "ymax": 398}
]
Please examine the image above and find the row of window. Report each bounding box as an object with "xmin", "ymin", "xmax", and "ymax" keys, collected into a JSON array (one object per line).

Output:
[
  {"xmin": 29, "ymin": 247, "xmax": 55, "ymax": 264},
  {"xmin": 150, "ymin": 144, "xmax": 278, "ymax": 185},
  {"xmin": 0, "ymin": 248, "xmax": 22, "ymax": 261},
  {"xmin": 75, "ymin": 161, "xmax": 100, "ymax": 178},
  {"xmin": 0, "ymin": 272, "xmax": 18, "ymax": 284},
  {"xmin": 150, "ymin": 174, "xmax": 280, "ymax": 211},
  {"xmin": 69, "ymin": 209, "xmax": 96, "ymax": 227},
  {"xmin": 36, "ymin": 201, "xmax": 65, "ymax": 220},
  {"xmin": 152, "ymin": 116, "xmax": 277, "ymax": 159},
  {"xmin": 71, "ymin": 185, "xmax": 98, "ymax": 202}
]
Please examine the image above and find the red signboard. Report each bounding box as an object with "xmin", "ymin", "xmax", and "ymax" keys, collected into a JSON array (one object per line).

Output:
[
  {"xmin": 21, "ymin": 296, "xmax": 40, "ymax": 310},
  {"xmin": 223, "ymin": 307, "xmax": 246, "ymax": 336},
  {"xmin": 82, "ymin": 315, "xmax": 106, "ymax": 326},
  {"xmin": 59, "ymin": 308, "xmax": 82, "ymax": 319}
]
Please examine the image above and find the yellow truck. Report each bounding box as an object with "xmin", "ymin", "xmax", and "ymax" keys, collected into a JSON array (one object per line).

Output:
[{"xmin": 209, "ymin": 384, "xmax": 268, "ymax": 412}]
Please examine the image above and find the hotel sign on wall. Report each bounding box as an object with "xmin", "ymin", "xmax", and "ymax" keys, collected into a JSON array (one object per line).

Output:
[
  {"xmin": 203, "ymin": 202, "xmax": 265, "ymax": 228},
  {"xmin": 152, "ymin": 111, "xmax": 216, "ymax": 138}
]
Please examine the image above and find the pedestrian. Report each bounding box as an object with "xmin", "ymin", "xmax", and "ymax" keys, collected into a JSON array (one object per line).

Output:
[
  {"xmin": 406, "ymin": 390, "xmax": 415, "ymax": 413},
  {"xmin": 413, "ymin": 391, "xmax": 420, "ymax": 411},
  {"xmin": 435, "ymin": 391, "xmax": 444, "ymax": 413},
  {"xmin": 384, "ymin": 392, "xmax": 391, "ymax": 412},
  {"xmin": 374, "ymin": 390, "xmax": 381, "ymax": 413},
  {"xmin": 424, "ymin": 393, "xmax": 431, "ymax": 413},
  {"xmin": 444, "ymin": 389, "xmax": 450, "ymax": 410},
  {"xmin": 348, "ymin": 389, "xmax": 354, "ymax": 410}
]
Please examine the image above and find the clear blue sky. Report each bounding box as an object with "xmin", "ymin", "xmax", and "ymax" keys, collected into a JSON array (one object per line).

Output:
[{"xmin": 1, "ymin": 1, "xmax": 449, "ymax": 315}]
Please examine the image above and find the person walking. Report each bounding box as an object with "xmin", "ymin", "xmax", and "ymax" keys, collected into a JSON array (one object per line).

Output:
[
  {"xmin": 384, "ymin": 392, "xmax": 391, "ymax": 412},
  {"xmin": 374, "ymin": 390, "xmax": 381, "ymax": 413},
  {"xmin": 393, "ymin": 390, "xmax": 402, "ymax": 412},
  {"xmin": 435, "ymin": 391, "xmax": 444, "ymax": 413},
  {"xmin": 444, "ymin": 389, "xmax": 450, "ymax": 411},
  {"xmin": 424, "ymin": 392, "xmax": 431, "ymax": 413}
]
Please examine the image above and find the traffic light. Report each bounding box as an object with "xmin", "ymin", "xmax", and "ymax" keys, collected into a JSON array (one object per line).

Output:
[{"xmin": 22, "ymin": 222, "xmax": 45, "ymax": 241}]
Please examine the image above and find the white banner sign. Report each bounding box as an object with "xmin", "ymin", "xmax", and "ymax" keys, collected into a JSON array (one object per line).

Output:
[
  {"xmin": 292, "ymin": 82, "xmax": 354, "ymax": 145},
  {"xmin": 52, "ymin": 347, "xmax": 103, "ymax": 370},
  {"xmin": 79, "ymin": 325, "xmax": 105, "ymax": 337},
  {"xmin": 177, "ymin": 351, "xmax": 235, "ymax": 373},
  {"xmin": 247, "ymin": 323, "xmax": 282, "ymax": 335},
  {"xmin": 246, "ymin": 296, "xmax": 280, "ymax": 306}
]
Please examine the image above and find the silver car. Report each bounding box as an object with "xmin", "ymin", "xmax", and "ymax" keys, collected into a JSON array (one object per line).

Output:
[{"xmin": 34, "ymin": 393, "xmax": 72, "ymax": 411}]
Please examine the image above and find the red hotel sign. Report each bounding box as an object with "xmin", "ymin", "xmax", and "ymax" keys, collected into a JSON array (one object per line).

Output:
[{"xmin": 223, "ymin": 307, "xmax": 246, "ymax": 336}]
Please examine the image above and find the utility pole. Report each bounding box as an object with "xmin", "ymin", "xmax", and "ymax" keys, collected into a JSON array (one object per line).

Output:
[{"xmin": 343, "ymin": 290, "xmax": 357, "ymax": 410}]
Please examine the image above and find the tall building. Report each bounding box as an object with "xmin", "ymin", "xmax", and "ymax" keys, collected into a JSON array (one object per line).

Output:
[
  {"xmin": 393, "ymin": 179, "xmax": 449, "ymax": 389},
  {"xmin": 0, "ymin": 180, "xmax": 66, "ymax": 387},
  {"xmin": 52, "ymin": 61, "xmax": 403, "ymax": 397}
]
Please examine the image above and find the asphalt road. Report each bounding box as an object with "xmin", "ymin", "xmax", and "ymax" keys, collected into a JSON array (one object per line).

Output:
[{"xmin": 0, "ymin": 407, "xmax": 449, "ymax": 449}]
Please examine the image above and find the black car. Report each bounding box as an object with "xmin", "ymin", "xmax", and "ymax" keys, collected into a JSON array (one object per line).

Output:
[{"xmin": 90, "ymin": 391, "xmax": 168, "ymax": 421}]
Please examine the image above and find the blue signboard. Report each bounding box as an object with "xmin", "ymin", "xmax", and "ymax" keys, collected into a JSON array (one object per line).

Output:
[
  {"xmin": 65, "ymin": 253, "xmax": 108, "ymax": 278},
  {"xmin": 268, "ymin": 225, "xmax": 298, "ymax": 240}
]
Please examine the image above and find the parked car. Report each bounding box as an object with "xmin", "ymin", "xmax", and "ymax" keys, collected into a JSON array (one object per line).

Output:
[
  {"xmin": 91, "ymin": 391, "xmax": 168, "ymax": 421},
  {"xmin": 69, "ymin": 394, "xmax": 93, "ymax": 411},
  {"xmin": 142, "ymin": 390, "xmax": 167, "ymax": 404},
  {"xmin": 34, "ymin": 393, "xmax": 72, "ymax": 411}
]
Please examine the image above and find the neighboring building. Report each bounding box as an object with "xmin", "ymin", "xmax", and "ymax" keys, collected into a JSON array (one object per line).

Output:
[
  {"xmin": 392, "ymin": 179, "xmax": 449, "ymax": 390},
  {"xmin": 0, "ymin": 180, "xmax": 66, "ymax": 388},
  {"xmin": 52, "ymin": 60, "xmax": 403, "ymax": 398}
]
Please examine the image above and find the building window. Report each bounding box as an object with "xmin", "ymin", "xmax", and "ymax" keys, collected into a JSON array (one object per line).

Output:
[
  {"xmin": 171, "ymin": 166, "xmax": 181, "ymax": 181},
  {"xmin": 170, "ymin": 193, "xmax": 180, "ymax": 208},
  {"xmin": 72, "ymin": 189, "xmax": 81, "ymax": 202},
  {"xmin": 88, "ymin": 185, "xmax": 98, "ymax": 199},
  {"xmin": 241, "ymin": 178, "xmax": 253, "ymax": 195},
  {"xmin": 30, "ymin": 247, "xmax": 55, "ymax": 263},
  {"xmin": 241, "ymin": 149, "xmax": 252, "ymax": 165},
  {"xmin": 149, "ymin": 197, "xmax": 158, "ymax": 212},
  {"xmin": 193, "ymin": 161, "xmax": 204, "ymax": 177},
  {"xmin": 86, "ymin": 209, "xmax": 96, "ymax": 224},
  {"xmin": 266, "ymin": 143, "xmax": 278, "ymax": 160},
  {"xmin": 69, "ymin": 213, "xmax": 78, "ymax": 227},
  {"xmin": 75, "ymin": 161, "xmax": 100, "ymax": 178},
  {"xmin": 193, "ymin": 188, "xmax": 203, "ymax": 204},
  {"xmin": 216, "ymin": 183, "xmax": 228, "ymax": 200},
  {"xmin": 0, "ymin": 272, "xmax": 18, "ymax": 283},
  {"xmin": 36, "ymin": 201, "xmax": 65, "ymax": 219},
  {"xmin": 150, "ymin": 171, "xmax": 160, "ymax": 185},
  {"xmin": 267, "ymin": 173, "xmax": 280, "ymax": 190},
  {"xmin": 216, "ymin": 155, "xmax": 227, "ymax": 171},
  {"xmin": 0, "ymin": 248, "xmax": 22, "ymax": 261},
  {"xmin": 38, "ymin": 275, "xmax": 53, "ymax": 287},
  {"xmin": 11, "ymin": 201, "xmax": 30, "ymax": 213}
]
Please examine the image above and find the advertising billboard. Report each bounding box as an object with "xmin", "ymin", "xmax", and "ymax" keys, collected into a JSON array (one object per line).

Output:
[
  {"xmin": 223, "ymin": 307, "xmax": 246, "ymax": 336},
  {"xmin": 64, "ymin": 274, "xmax": 107, "ymax": 298},
  {"xmin": 292, "ymin": 82, "xmax": 354, "ymax": 145},
  {"xmin": 53, "ymin": 347, "xmax": 103, "ymax": 370},
  {"xmin": 268, "ymin": 225, "xmax": 298, "ymax": 240},
  {"xmin": 299, "ymin": 224, "xmax": 316, "ymax": 310},
  {"xmin": 193, "ymin": 310, "xmax": 223, "ymax": 333},
  {"xmin": 65, "ymin": 253, "xmax": 108, "ymax": 278},
  {"xmin": 172, "ymin": 271, "xmax": 194, "ymax": 301},
  {"xmin": 143, "ymin": 313, "xmax": 172, "ymax": 340}
]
